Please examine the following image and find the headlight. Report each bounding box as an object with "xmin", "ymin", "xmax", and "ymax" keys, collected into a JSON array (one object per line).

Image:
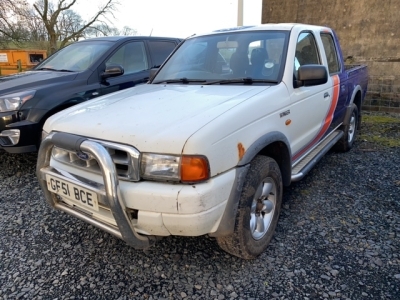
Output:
[
  {"xmin": 0, "ymin": 90, "xmax": 36, "ymax": 112},
  {"xmin": 140, "ymin": 153, "xmax": 210, "ymax": 183},
  {"xmin": 141, "ymin": 153, "xmax": 181, "ymax": 181}
]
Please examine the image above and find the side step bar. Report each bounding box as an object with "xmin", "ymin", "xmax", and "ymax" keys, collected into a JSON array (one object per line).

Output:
[{"xmin": 291, "ymin": 130, "xmax": 344, "ymax": 182}]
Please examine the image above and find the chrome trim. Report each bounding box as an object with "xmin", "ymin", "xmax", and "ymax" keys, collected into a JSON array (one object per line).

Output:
[
  {"xmin": 0, "ymin": 129, "xmax": 20, "ymax": 145},
  {"xmin": 52, "ymin": 138, "xmax": 140, "ymax": 181},
  {"xmin": 292, "ymin": 123, "xmax": 342, "ymax": 168},
  {"xmin": 36, "ymin": 132, "xmax": 152, "ymax": 249},
  {"xmin": 291, "ymin": 130, "xmax": 343, "ymax": 182}
]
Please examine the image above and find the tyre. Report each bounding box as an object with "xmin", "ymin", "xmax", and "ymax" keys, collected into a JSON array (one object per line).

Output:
[
  {"xmin": 335, "ymin": 103, "xmax": 359, "ymax": 152},
  {"xmin": 216, "ymin": 155, "xmax": 282, "ymax": 259}
]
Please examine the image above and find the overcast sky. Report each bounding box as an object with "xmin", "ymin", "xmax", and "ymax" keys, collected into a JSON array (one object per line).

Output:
[{"xmin": 71, "ymin": 0, "xmax": 263, "ymax": 38}]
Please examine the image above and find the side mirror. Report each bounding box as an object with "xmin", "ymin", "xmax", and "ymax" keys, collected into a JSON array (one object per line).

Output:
[
  {"xmin": 101, "ymin": 63, "xmax": 124, "ymax": 80},
  {"xmin": 296, "ymin": 65, "xmax": 328, "ymax": 87},
  {"xmin": 149, "ymin": 68, "xmax": 159, "ymax": 82}
]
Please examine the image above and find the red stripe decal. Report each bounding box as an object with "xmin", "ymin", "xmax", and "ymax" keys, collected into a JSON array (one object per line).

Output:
[{"xmin": 293, "ymin": 75, "xmax": 340, "ymax": 161}]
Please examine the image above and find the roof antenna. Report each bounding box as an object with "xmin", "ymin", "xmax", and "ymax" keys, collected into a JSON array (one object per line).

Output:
[{"xmin": 149, "ymin": 28, "xmax": 153, "ymax": 36}]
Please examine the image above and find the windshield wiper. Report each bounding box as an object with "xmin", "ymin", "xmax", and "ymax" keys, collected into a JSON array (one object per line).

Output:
[
  {"xmin": 56, "ymin": 69, "xmax": 75, "ymax": 72},
  {"xmin": 36, "ymin": 67, "xmax": 57, "ymax": 71},
  {"xmin": 153, "ymin": 78, "xmax": 207, "ymax": 84},
  {"xmin": 204, "ymin": 77, "xmax": 279, "ymax": 85},
  {"xmin": 36, "ymin": 67, "xmax": 75, "ymax": 72}
]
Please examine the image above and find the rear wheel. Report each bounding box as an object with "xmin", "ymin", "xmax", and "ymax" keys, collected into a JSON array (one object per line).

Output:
[
  {"xmin": 216, "ymin": 155, "xmax": 282, "ymax": 259},
  {"xmin": 335, "ymin": 103, "xmax": 359, "ymax": 152}
]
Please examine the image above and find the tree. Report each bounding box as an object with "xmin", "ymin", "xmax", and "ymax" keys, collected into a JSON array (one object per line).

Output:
[
  {"xmin": 57, "ymin": 9, "xmax": 85, "ymax": 41},
  {"xmin": 120, "ymin": 26, "xmax": 137, "ymax": 36},
  {"xmin": 0, "ymin": 0, "xmax": 31, "ymax": 47},
  {"xmin": 84, "ymin": 24, "xmax": 137, "ymax": 38},
  {"xmin": 0, "ymin": 0, "xmax": 126, "ymax": 52},
  {"xmin": 84, "ymin": 23, "xmax": 119, "ymax": 38},
  {"xmin": 32, "ymin": 0, "xmax": 119, "ymax": 54}
]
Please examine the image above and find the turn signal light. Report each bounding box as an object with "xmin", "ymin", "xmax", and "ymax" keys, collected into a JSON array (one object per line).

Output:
[{"xmin": 180, "ymin": 155, "xmax": 210, "ymax": 183}]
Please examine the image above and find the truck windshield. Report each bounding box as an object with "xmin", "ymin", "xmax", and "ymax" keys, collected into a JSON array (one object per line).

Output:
[
  {"xmin": 35, "ymin": 41, "xmax": 113, "ymax": 72},
  {"xmin": 153, "ymin": 30, "xmax": 289, "ymax": 84}
]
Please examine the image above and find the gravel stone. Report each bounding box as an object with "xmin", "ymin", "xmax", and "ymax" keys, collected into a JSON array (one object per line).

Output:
[
  {"xmin": 0, "ymin": 111, "xmax": 399, "ymax": 299},
  {"xmin": 330, "ymin": 270, "xmax": 339, "ymax": 276}
]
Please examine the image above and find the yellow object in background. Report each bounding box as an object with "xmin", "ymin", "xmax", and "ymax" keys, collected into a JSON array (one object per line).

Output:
[{"xmin": 0, "ymin": 49, "xmax": 47, "ymax": 75}]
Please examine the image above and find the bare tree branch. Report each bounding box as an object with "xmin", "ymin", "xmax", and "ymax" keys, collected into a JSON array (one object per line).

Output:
[
  {"xmin": 0, "ymin": 0, "xmax": 33, "ymax": 46},
  {"xmin": 63, "ymin": 0, "xmax": 114, "ymax": 39},
  {"xmin": 32, "ymin": 0, "xmax": 119, "ymax": 53},
  {"xmin": 1, "ymin": 0, "xmax": 129, "ymax": 53}
]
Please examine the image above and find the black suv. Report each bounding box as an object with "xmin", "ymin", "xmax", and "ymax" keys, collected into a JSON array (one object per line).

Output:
[{"xmin": 0, "ymin": 36, "xmax": 182, "ymax": 153}]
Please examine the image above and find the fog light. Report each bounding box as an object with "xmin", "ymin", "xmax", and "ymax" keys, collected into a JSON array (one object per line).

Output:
[{"xmin": 0, "ymin": 129, "xmax": 20, "ymax": 145}]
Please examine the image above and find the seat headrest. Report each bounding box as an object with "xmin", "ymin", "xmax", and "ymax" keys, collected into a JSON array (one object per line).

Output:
[{"xmin": 251, "ymin": 48, "xmax": 268, "ymax": 66}]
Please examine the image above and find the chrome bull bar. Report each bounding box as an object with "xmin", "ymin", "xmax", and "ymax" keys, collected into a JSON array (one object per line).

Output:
[{"xmin": 36, "ymin": 132, "xmax": 153, "ymax": 249}]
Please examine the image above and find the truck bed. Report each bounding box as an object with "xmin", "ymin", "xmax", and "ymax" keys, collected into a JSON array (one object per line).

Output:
[{"xmin": 344, "ymin": 64, "xmax": 367, "ymax": 72}]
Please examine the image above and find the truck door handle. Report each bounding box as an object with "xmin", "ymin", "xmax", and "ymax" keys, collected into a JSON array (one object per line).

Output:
[{"xmin": 324, "ymin": 92, "xmax": 330, "ymax": 98}]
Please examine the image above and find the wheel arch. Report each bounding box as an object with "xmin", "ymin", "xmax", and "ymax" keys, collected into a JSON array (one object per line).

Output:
[
  {"xmin": 40, "ymin": 98, "xmax": 84, "ymax": 125},
  {"xmin": 346, "ymin": 86, "xmax": 363, "ymax": 129},
  {"xmin": 36, "ymin": 98, "xmax": 84, "ymax": 143},
  {"xmin": 238, "ymin": 131, "xmax": 292, "ymax": 187},
  {"xmin": 349, "ymin": 85, "xmax": 362, "ymax": 111}
]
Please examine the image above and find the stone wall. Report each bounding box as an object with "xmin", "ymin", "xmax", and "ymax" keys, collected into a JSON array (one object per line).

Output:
[{"xmin": 262, "ymin": 0, "xmax": 400, "ymax": 112}]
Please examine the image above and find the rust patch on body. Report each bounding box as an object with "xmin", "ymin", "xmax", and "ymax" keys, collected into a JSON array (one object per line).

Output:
[{"xmin": 238, "ymin": 143, "xmax": 245, "ymax": 160}]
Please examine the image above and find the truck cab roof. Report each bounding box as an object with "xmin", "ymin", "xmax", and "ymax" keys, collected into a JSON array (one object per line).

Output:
[{"xmin": 191, "ymin": 23, "xmax": 333, "ymax": 38}]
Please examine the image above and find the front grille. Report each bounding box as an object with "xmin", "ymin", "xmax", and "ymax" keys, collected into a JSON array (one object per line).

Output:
[
  {"xmin": 52, "ymin": 139, "xmax": 140, "ymax": 181},
  {"xmin": 0, "ymin": 136, "xmax": 12, "ymax": 146}
]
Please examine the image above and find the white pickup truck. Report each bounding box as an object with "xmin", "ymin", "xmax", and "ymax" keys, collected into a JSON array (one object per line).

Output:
[{"xmin": 37, "ymin": 24, "xmax": 368, "ymax": 259}]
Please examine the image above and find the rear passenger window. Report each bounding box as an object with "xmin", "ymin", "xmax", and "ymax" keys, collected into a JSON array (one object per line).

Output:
[
  {"xmin": 148, "ymin": 41, "xmax": 177, "ymax": 67},
  {"xmin": 320, "ymin": 33, "xmax": 340, "ymax": 74}
]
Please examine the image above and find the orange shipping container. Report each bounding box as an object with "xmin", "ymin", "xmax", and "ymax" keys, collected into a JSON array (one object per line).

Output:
[{"xmin": 0, "ymin": 49, "xmax": 47, "ymax": 76}]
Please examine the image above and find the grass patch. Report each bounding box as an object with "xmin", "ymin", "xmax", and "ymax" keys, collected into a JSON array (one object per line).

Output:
[
  {"xmin": 358, "ymin": 134, "xmax": 400, "ymax": 147},
  {"xmin": 362, "ymin": 114, "xmax": 400, "ymax": 124},
  {"xmin": 359, "ymin": 113, "xmax": 400, "ymax": 148}
]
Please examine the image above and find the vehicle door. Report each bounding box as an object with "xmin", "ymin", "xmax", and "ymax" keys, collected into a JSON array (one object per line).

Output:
[
  {"xmin": 320, "ymin": 32, "xmax": 347, "ymax": 129},
  {"xmin": 147, "ymin": 40, "xmax": 180, "ymax": 68},
  {"xmin": 287, "ymin": 31, "xmax": 335, "ymax": 162},
  {"xmin": 99, "ymin": 41, "xmax": 150, "ymax": 96}
]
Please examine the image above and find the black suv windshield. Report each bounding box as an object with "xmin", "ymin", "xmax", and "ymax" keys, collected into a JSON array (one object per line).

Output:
[
  {"xmin": 35, "ymin": 41, "xmax": 113, "ymax": 72},
  {"xmin": 153, "ymin": 30, "xmax": 289, "ymax": 85}
]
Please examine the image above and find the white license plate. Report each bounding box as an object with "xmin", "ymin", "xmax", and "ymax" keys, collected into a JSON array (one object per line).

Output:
[{"xmin": 45, "ymin": 174, "xmax": 99, "ymax": 212}]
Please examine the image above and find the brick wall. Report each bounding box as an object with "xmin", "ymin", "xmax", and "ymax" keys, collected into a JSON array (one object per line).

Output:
[{"xmin": 262, "ymin": 0, "xmax": 400, "ymax": 112}]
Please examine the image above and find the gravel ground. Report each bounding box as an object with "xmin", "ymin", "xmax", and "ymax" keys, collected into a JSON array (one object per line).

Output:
[{"xmin": 0, "ymin": 112, "xmax": 399, "ymax": 300}]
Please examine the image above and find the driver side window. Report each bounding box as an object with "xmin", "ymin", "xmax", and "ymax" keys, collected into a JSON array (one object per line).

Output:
[
  {"xmin": 294, "ymin": 32, "xmax": 320, "ymax": 79},
  {"xmin": 106, "ymin": 41, "xmax": 149, "ymax": 75}
]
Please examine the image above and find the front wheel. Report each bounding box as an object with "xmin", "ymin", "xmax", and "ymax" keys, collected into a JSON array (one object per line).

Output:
[
  {"xmin": 335, "ymin": 103, "xmax": 359, "ymax": 152},
  {"xmin": 216, "ymin": 156, "xmax": 282, "ymax": 259}
]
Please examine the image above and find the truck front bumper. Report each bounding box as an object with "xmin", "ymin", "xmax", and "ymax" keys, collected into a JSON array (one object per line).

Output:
[
  {"xmin": 37, "ymin": 132, "xmax": 244, "ymax": 249},
  {"xmin": 0, "ymin": 111, "xmax": 39, "ymax": 153}
]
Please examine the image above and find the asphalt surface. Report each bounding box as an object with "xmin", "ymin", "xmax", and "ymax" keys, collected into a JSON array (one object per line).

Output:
[{"xmin": 0, "ymin": 112, "xmax": 399, "ymax": 300}]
